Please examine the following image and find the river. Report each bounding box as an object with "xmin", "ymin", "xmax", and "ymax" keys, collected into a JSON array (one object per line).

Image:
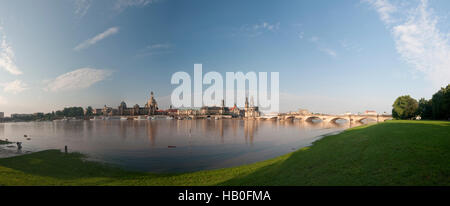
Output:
[{"xmin": 0, "ymin": 119, "xmax": 366, "ymax": 172}]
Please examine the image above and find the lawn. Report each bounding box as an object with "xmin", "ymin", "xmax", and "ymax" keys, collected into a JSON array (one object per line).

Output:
[
  {"xmin": 0, "ymin": 139, "xmax": 11, "ymax": 145},
  {"xmin": 0, "ymin": 120, "xmax": 448, "ymax": 186}
]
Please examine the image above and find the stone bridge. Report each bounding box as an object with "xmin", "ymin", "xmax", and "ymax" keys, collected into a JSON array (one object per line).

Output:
[{"xmin": 267, "ymin": 114, "xmax": 392, "ymax": 123}]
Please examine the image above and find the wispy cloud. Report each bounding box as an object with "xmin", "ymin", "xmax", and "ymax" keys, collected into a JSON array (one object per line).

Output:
[
  {"xmin": 74, "ymin": 0, "xmax": 92, "ymax": 18},
  {"xmin": 147, "ymin": 43, "xmax": 172, "ymax": 49},
  {"xmin": 364, "ymin": 0, "xmax": 397, "ymax": 24},
  {"xmin": 252, "ymin": 22, "xmax": 280, "ymax": 31},
  {"xmin": 309, "ymin": 36, "xmax": 319, "ymax": 42},
  {"xmin": 74, "ymin": 27, "xmax": 119, "ymax": 51},
  {"xmin": 45, "ymin": 68, "xmax": 113, "ymax": 92},
  {"xmin": 0, "ymin": 30, "xmax": 22, "ymax": 75},
  {"xmin": 1, "ymin": 80, "xmax": 28, "ymax": 94},
  {"xmin": 340, "ymin": 40, "xmax": 363, "ymax": 53},
  {"xmin": 236, "ymin": 21, "xmax": 280, "ymax": 37},
  {"xmin": 137, "ymin": 43, "xmax": 173, "ymax": 57},
  {"xmin": 366, "ymin": 0, "xmax": 450, "ymax": 88},
  {"xmin": 308, "ymin": 36, "xmax": 338, "ymax": 58},
  {"xmin": 319, "ymin": 48, "xmax": 337, "ymax": 57},
  {"xmin": 114, "ymin": 0, "xmax": 158, "ymax": 12},
  {"xmin": 0, "ymin": 95, "xmax": 7, "ymax": 105}
]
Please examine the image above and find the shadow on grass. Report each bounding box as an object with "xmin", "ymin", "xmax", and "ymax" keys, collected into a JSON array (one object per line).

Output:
[
  {"xmin": 0, "ymin": 150, "xmax": 146, "ymax": 180},
  {"xmin": 218, "ymin": 121, "xmax": 450, "ymax": 186}
]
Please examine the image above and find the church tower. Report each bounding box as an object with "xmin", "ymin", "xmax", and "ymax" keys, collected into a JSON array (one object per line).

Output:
[
  {"xmin": 245, "ymin": 97, "xmax": 249, "ymax": 109},
  {"xmin": 147, "ymin": 91, "xmax": 158, "ymax": 115}
]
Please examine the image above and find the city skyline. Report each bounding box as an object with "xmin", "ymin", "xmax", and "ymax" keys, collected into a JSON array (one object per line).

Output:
[{"xmin": 1, "ymin": 0, "xmax": 450, "ymax": 116}]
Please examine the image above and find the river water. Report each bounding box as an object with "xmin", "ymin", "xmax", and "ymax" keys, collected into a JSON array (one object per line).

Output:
[{"xmin": 0, "ymin": 119, "xmax": 365, "ymax": 172}]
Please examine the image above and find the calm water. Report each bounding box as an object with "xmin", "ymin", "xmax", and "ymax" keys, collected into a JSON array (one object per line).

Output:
[{"xmin": 0, "ymin": 119, "xmax": 365, "ymax": 172}]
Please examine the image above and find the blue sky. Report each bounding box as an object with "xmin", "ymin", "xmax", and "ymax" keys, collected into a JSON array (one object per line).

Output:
[{"xmin": 0, "ymin": 0, "xmax": 449, "ymax": 116}]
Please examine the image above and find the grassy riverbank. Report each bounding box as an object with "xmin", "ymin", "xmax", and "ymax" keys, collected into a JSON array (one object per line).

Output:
[
  {"xmin": 0, "ymin": 120, "xmax": 448, "ymax": 186},
  {"xmin": 0, "ymin": 140, "xmax": 11, "ymax": 145}
]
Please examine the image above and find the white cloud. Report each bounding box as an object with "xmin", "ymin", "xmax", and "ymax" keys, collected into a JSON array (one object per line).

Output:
[
  {"xmin": 366, "ymin": 0, "xmax": 450, "ymax": 88},
  {"xmin": 253, "ymin": 22, "xmax": 280, "ymax": 31},
  {"xmin": 1, "ymin": 80, "xmax": 28, "ymax": 94},
  {"xmin": 45, "ymin": 68, "xmax": 113, "ymax": 92},
  {"xmin": 0, "ymin": 31, "xmax": 22, "ymax": 75},
  {"xmin": 147, "ymin": 43, "xmax": 172, "ymax": 49},
  {"xmin": 340, "ymin": 40, "xmax": 363, "ymax": 53},
  {"xmin": 0, "ymin": 95, "xmax": 7, "ymax": 105},
  {"xmin": 114, "ymin": 0, "xmax": 157, "ymax": 12},
  {"xmin": 365, "ymin": 0, "xmax": 397, "ymax": 24},
  {"xmin": 308, "ymin": 36, "xmax": 338, "ymax": 58},
  {"xmin": 74, "ymin": 27, "xmax": 119, "ymax": 51},
  {"xmin": 237, "ymin": 21, "xmax": 280, "ymax": 37},
  {"xmin": 319, "ymin": 48, "xmax": 337, "ymax": 57},
  {"xmin": 74, "ymin": 0, "xmax": 92, "ymax": 18},
  {"xmin": 136, "ymin": 43, "xmax": 173, "ymax": 57}
]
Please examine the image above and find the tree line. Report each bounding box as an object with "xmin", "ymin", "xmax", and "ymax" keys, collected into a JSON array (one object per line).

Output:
[
  {"xmin": 392, "ymin": 84, "xmax": 450, "ymax": 120},
  {"xmin": 9, "ymin": 106, "xmax": 96, "ymax": 122}
]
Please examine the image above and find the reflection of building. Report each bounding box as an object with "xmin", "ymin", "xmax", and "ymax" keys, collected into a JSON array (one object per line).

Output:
[
  {"xmin": 244, "ymin": 97, "xmax": 260, "ymax": 118},
  {"xmin": 364, "ymin": 110, "xmax": 377, "ymax": 115},
  {"xmin": 244, "ymin": 119, "xmax": 257, "ymax": 144}
]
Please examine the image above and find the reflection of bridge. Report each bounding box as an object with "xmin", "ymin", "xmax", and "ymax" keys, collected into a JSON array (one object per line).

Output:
[{"xmin": 261, "ymin": 114, "xmax": 393, "ymax": 123}]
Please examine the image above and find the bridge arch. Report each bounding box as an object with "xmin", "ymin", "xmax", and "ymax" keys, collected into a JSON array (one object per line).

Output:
[
  {"xmin": 305, "ymin": 116, "xmax": 322, "ymax": 122},
  {"xmin": 329, "ymin": 117, "xmax": 350, "ymax": 123},
  {"xmin": 356, "ymin": 117, "xmax": 377, "ymax": 123}
]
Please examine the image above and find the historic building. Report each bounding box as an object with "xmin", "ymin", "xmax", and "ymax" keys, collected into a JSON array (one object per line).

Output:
[
  {"xmin": 244, "ymin": 97, "xmax": 260, "ymax": 118},
  {"xmin": 230, "ymin": 103, "xmax": 244, "ymax": 117},
  {"xmin": 364, "ymin": 110, "xmax": 377, "ymax": 115},
  {"xmin": 199, "ymin": 100, "xmax": 247, "ymax": 117},
  {"xmin": 199, "ymin": 100, "xmax": 233, "ymax": 116},
  {"xmin": 98, "ymin": 91, "xmax": 159, "ymax": 116},
  {"xmin": 145, "ymin": 91, "xmax": 158, "ymax": 115},
  {"xmin": 298, "ymin": 109, "xmax": 311, "ymax": 115}
]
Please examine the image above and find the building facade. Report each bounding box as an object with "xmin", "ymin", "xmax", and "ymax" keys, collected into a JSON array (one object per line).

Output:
[
  {"xmin": 244, "ymin": 97, "xmax": 260, "ymax": 118},
  {"xmin": 97, "ymin": 91, "xmax": 159, "ymax": 116},
  {"xmin": 365, "ymin": 110, "xmax": 377, "ymax": 115}
]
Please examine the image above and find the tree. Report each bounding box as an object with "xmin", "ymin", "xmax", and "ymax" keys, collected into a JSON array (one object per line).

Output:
[
  {"xmin": 62, "ymin": 107, "xmax": 84, "ymax": 117},
  {"xmin": 55, "ymin": 110, "xmax": 63, "ymax": 117},
  {"xmin": 392, "ymin": 95, "xmax": 418, "ymax": 120},
  {"xmin": 85, "ymin": 106, "xmax": 93, "ymax": 117},
  {"xmin": 417, "ymin": 98, "xmax": 433, "ymax": 120},
  {"xmin": 431, "ymin": 84, "xmax": 450, "ymax": 120}
]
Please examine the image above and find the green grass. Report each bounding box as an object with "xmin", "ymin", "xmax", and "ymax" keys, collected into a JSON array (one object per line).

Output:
[
  {"xmin": 0, "ymin": 140, "xmax": 11, "ymax": 145},
  {"xmin": 0, "ymin": 120, "xmax": 449, "ymax": 186}
]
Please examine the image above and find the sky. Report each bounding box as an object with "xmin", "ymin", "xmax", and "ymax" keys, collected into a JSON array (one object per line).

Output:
[{"xmin": 0, "ymin": 0, "xmax": 449, "ymax": 116}]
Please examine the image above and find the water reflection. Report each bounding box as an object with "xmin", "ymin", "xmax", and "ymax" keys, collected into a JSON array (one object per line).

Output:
[{"xmin": 0, "ymin": 119, "xmax": 364, "ymax": 172}]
